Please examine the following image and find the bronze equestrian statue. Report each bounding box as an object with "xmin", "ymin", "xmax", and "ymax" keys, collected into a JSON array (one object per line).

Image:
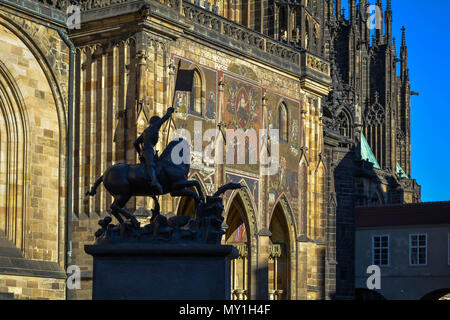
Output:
[{"xmin": 85, "ymin": 108, "xmax": 205, "ymax": 228}]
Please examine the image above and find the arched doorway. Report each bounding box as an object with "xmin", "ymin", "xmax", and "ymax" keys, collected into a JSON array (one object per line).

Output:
[
  {"xmin": 225, "ymin": 192, "xmax": 251, "ymax": 300},
  {"xmin": 268, "ymin": 202, "xmax": 291, "ymax": 300}
]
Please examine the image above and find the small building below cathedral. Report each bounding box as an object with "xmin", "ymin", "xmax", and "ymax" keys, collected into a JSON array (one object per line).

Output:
[{"xmin": 355, "ymin": 202, "xmax": 450, "ymax": 300}]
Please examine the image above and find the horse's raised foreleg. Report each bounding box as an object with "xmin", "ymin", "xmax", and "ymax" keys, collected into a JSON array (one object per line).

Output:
[
  {"xmin": 172, "ymin": 180, "xmax": 205, "ymax": 202},
  {"xmin": 170, "ymin": 188, "xmax": 200, "ymax": 203}
]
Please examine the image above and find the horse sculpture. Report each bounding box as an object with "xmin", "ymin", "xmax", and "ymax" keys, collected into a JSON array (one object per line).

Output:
[{"xmin": 86, "ymin": 138, "xmax": 205, "ymax": 228}]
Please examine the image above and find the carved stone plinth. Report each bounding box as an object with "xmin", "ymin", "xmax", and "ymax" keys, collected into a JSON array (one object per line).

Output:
[{"xmin": 85, "ymin": 243, "xmax": 238, "ymax": 300}]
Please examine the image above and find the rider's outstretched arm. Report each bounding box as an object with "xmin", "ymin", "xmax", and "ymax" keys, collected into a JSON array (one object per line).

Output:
[
  {"xmin": 155, "ymin": 107, "xmax": 174, "ymax": 130},
  {"xmin": 161, "ymin": 107, "xmax": 174, "ymax": 123}
]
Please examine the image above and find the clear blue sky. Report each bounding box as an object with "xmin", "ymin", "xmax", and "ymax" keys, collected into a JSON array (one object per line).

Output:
[{"xmin": 342, "ymin": 1, "xmax": 450, "ymax": 202}]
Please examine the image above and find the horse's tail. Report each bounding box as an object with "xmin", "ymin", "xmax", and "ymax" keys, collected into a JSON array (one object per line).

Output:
[{"xmin": 86, "ymin": 176, "xmax": 104, "ymax": 197}]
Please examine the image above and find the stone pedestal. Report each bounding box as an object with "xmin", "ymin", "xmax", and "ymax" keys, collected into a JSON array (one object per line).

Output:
[{"xmin": 85, "ymin": 243, "xmax": 238, "ymax": 300}]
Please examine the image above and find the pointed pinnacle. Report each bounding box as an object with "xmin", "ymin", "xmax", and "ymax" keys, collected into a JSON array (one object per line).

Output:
[{"xmin": 401, "ymin": 26, "xmax": 406, "ymax": 46}]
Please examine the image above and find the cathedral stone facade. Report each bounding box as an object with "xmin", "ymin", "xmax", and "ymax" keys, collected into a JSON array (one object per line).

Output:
[{"xmin": 0, "ymin": 0, "xmax": 420, "ymax": 300}]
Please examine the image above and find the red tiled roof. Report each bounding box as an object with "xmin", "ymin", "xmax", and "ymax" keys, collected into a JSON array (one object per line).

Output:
[{"xmin": 355, "ymin": 201, "xmax": 450, "ymax": 228}]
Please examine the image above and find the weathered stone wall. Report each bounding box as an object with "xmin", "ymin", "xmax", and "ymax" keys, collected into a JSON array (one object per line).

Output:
[
  {"xmin": 0, "ymin": 274, "xmax": 65, "ymax": 300},
  {"xmin": 0, "ymin": 5, "xmax": 69, "ymax": 299},
  {"xmin": 330, "ymin": 147, "xmax": 356, "ymax": 299}
]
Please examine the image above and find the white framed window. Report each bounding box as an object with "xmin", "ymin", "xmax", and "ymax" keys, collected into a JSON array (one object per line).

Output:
[
  {"xmin": 372, "ymin": 235, "xmax": 390, "ymax": 266},
  {"xmin": 409, "ymin": 233, "xmax": 427, "ymax": 266}
]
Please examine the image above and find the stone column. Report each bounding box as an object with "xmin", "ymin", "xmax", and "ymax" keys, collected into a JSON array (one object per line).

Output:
[
  {"xmin": 216, "ymin": 76, "xmax": 225, "ymax": 189},
  {"xmin": 296, "ymin": 239, "xmax": 308, "ymax": 299},
  {"xmin": 296, "ymin": 98, "xmax": 309, "ymax": 300},
  {"xmin": 260, "ymin": 91, "xmax": 269, "ymax": 229},
  {"xmin": 256, "ymin": 230, "xmax": 271, "ymax": 300},
  {"xmin": 298, "ymin": 107, "xmax": 309, "ymax": 240},
  {"xmin": 325, "ymin": 162, "xmax": 337, "ymax": 300}
]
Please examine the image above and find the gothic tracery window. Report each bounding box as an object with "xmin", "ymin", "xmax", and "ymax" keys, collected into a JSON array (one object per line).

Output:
[
  {"xmin": 365, "ymin": 101, "xmax": 385, "ymax": 126},
  {"xmin": 337, "ymin": 111, "xmax": 351, "ymax": 138}
]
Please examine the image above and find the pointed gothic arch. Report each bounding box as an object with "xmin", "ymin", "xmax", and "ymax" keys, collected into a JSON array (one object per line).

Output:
[
  {"xmin": 188, "ymin": 65, "xmax": 206, "ymax": 116},
  {"xmin": 0, "ymin": 59, "xmax": 28, "ymax": 249},
  {"xmin": 268, "ymin": 194, "xmax": 297, "ymax": 300},
  {"xmin": 336, "ymin": 108, "xmax": 352, "ymax": 138},
  {"xmin": 271, "ymin": 193, "xmax": 297, "ymax": 239},
  {"xmin": 0, "ymin": 17, "xmax": 67, "ymax": 262},
  {"xmin": 278, "ymin": 101, "xmax": 289, "ymax": 143},
  {"xmin": 232, "ymin": 178, "xmax": 259, "ymax": 216},
  {"xmin": 364, "ymin": 93, "xmax": 386, "ymax": 168},
  {"xmin": 298, "ymin": 157, "xmax": 308, "ymax": 237},
  {"xmin": 224, "ymin": 184, "xmax": 258, "ymax": 246},
  {"xmin": 224, "ymin": 184, "xmax": 258, "ymax": 300},
  {"xmin": 313, "ymin": 155, "xmax": 326, "ymax": 239},
  {"xmin": 0, "ymin": 14, "xmax": 67, "ymax": 129}
]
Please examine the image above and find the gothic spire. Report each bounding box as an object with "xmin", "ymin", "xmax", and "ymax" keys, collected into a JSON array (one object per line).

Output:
[
  {"xmin": 400, "ymin": 26, "xmax": 408, "ymax": 81},
  {"xmin": 360, "ymin": 0, "xmax": 367, "ymax": 19},
  {"xmin": 401, "ymin": 25, "xmax": 406, "ymax": 47},
  {"xmin": 335, "ymin": 0, "xmax": 341, "ymax": 18},
  {"xmin": 375, "ymin": 0, "xmax": 383, "ymax": 44},
  {"xmin": 386, "ymin": 0, "xmax": 391, "ymax": 10},
  {"xmin": 349, "ymin": 0, "xmax": 356, "ymax": 21},
  {"xmin": 385, "ymin": 0, "xmax": 393, "ymax": 44}
]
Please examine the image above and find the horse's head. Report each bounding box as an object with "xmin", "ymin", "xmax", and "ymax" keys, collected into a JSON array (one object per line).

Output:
[
  {"xmin": 159, "ymin": 138, "xmax": 191, "ymax": 164},
  {"xmin": 159, "ymin": 138, "xmax": 191, "ymax": 172}
]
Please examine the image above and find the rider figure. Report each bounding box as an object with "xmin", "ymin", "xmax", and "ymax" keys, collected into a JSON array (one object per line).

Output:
[{"xmin": 134, "ymin": 107, "xmax": 175, "ymax": 194}]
